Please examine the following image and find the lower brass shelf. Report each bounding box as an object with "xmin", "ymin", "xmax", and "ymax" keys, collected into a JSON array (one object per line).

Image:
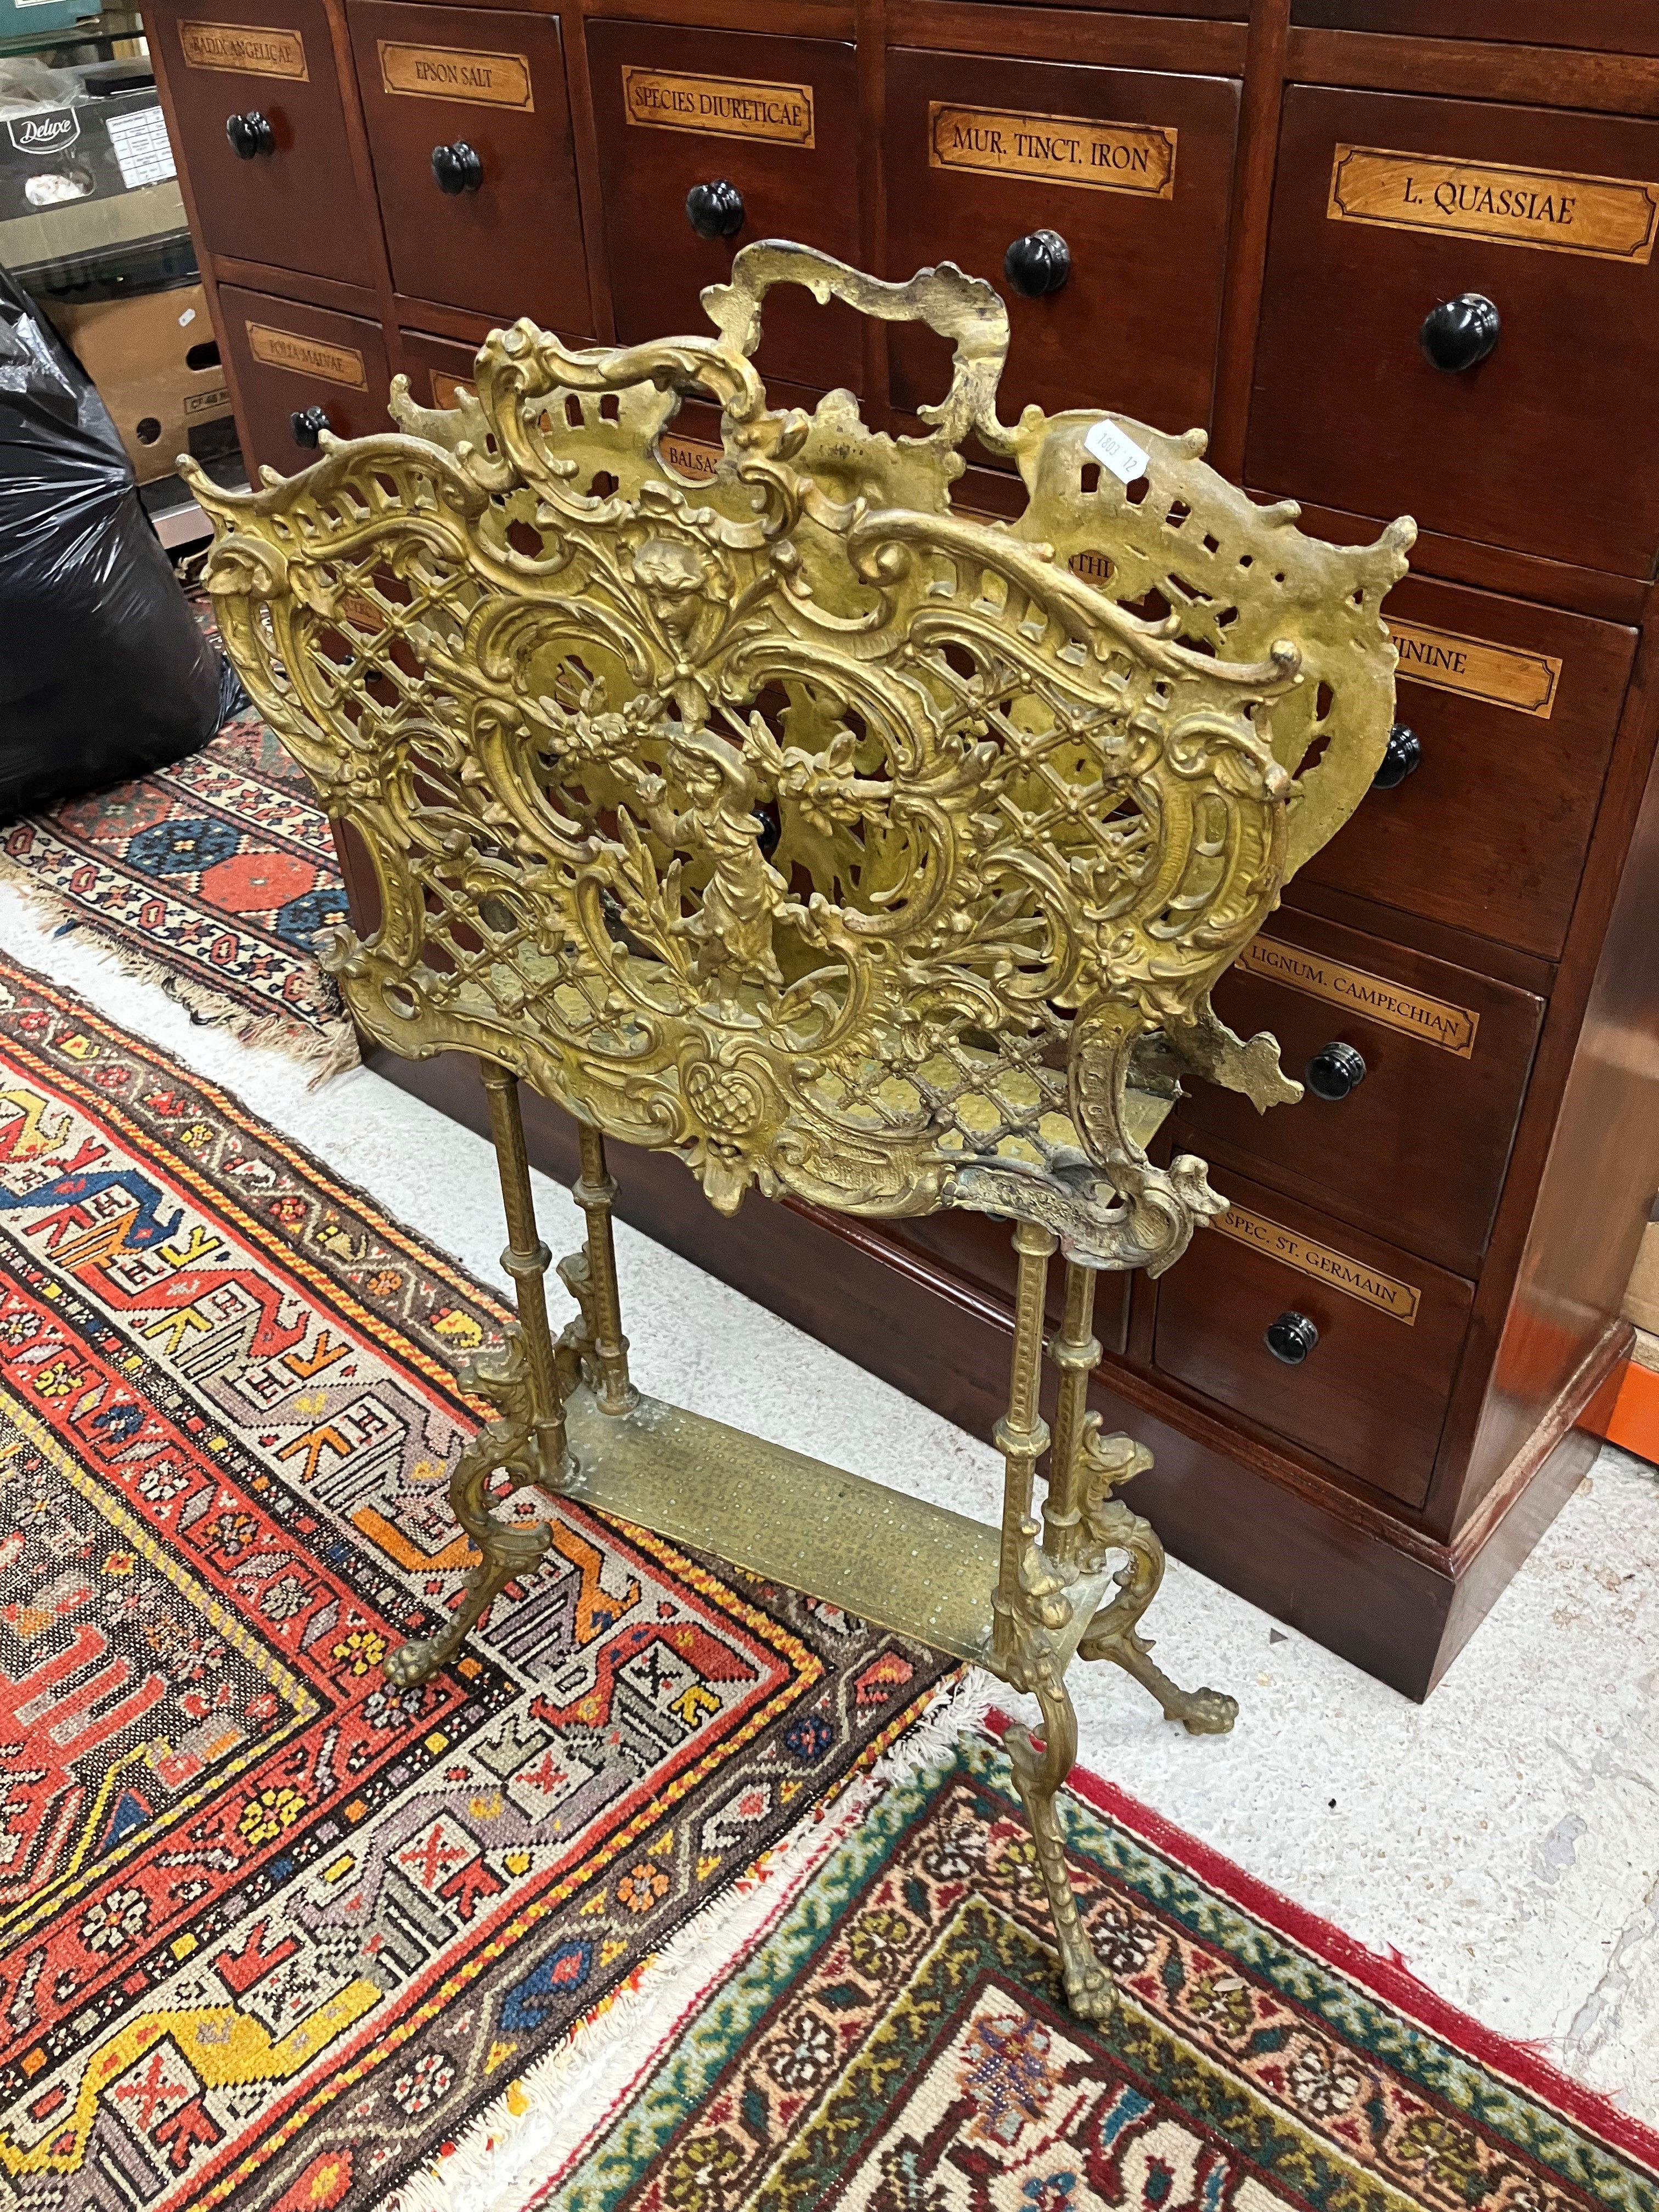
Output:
[{"xmin": 561, "ymin": 1386, "xmax": 1115, "ymax": 1674}]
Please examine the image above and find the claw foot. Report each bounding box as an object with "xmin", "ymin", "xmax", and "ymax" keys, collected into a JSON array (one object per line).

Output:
[
  {"xmin": 1178, "ymin": 1687, "xmax": 1238, "ymax": 1735},
  {"xmin": 385, "ymin": 1635, "xmax": 444, "ymax": 1688},
  {"xmin": 1064, "ymin": 1962, "xmax": 1115, "ymax": 2024}
]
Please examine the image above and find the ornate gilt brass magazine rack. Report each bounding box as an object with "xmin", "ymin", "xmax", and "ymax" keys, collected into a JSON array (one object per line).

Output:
[{"xmin": 187, "ymin": 243, "xmax": 1412, "ymax": 2017}]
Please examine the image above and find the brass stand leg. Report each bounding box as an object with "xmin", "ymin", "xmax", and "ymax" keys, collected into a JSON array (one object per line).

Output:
[
  {"xmin": 991, "ymin": 1223, "xmax": 1112, "ymax": 2020},
  {"xmin": 572, "ymin": 1123, "xmax": 634, "ymax": 1414},
  {"xmin": 1005, "ymin": 1639, "xmax": 1112, "ymax": 2023},
  {"xmin": 1044, "ymin": 1261, "xmax": 1099, "ymax": 1568},
  {"xmin": 386, "ymin": 1060, "xmax": 569, "ymax": 1687},
  {"xmin": 1074, "ymin": 1430, "xmax": 1238, "ymax": 1737},
  {"xmin": 992, "ymin": 1222, "xmax": 1056, "ymax": 1672},
  {"xmin": 554, "ymin": 1249, "xmax": 594, "ymax": 1403},
  {"xmin": 483, "ymin": 1063, "xmax": 567, "ymax": 1473},
  {"xmin": 383, "ymin": 1353, "xmax": 555, "ymax": 1687}
]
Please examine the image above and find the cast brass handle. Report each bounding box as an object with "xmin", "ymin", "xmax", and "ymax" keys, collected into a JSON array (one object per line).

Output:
[
  {"xmin": 1306, "ymin": 1041, "xmax": 1367, "ymax": 1101},
  {"xmin": 1266, "ymin": 1311, "xmax": 1319, "ymax": 1365},
  {"xmin": 1420, "ymin": 292, "xmax": 1500, "ymax": 373},
  {"xmin": 1372, "ymin": 722, "xmax": 1421, "ymax": 791},
  {"xmin": 290, "ymin": 405, "xmax": 331, "ymax": 448},
  {"xmin": 686, "ymin": 179, "xmax": 744, "ymax": 240},
  {"xmin": 225, "ymin": 110, "xmax": 274, "ymax": 159},
  {"xmin": 431, "ymin": 141, "xmax": 483, "ymax": 195},
  {"xmin": 1004, "ymin": 228, "xmax": 1070, "ymax": 298}
]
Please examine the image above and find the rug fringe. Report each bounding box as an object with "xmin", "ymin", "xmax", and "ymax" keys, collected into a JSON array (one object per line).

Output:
[
  {"xmin": 874, "ymin": 1664, "xmax": 995, "ymax": 1786},
  {"xmin": 0, "ymin": 856, "xmax": 358, "ymax": 1086},
  {"xmin": 374, "ymin": 1669, "xmax": 995, "ymax": 2212}
]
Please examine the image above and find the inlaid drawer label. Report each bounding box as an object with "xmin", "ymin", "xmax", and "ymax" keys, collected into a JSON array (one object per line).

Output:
[
  {"xmin": 622, "ymin": 67, "xmax": 814, "ymax": 148},
  {"xmin": 1390, "ymin": 619, "xmax": 1562, "ymax": 719},
  {"xmin": 179, "ymin": 20, "xmax": 307, "ymax": 79},
  {"xmin": 928, "ymin": 104, "xmax": 1176, "ymax": 199},
  {"xmin": 246, "ymin": 323, "xmax": 366, "ymax": 388},
  {"xmin": 1327, "ymin": 144, "xmax": 1659, "ymax": 266},
  {"xmin": 1214, "ymin": 1204, "xmax": 1420, "ymax": 1324},
  {"xmin": 659, "ymin": 432, "xmax": 721, "ymax": 479},
  {"xmin": 341, "ymin": 590, "xmax": 386, "ymax": 633},
  {"xmin": 1238, "ymin": 938, "xmax": 1479, "ymax": 1058},
  {"xmin": 379, "ymin": 42, "xmax": 533, "ymax": 110},
  {"xmin": 431, "ymin": 370, "xmax": 475, "ymax": 409}
]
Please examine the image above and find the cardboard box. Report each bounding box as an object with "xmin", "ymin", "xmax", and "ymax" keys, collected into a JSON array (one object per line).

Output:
[
  {"xmin": 0, "ymin": 84, "xmax": 186, "ymax": 276},
  {"xmin": 1626, "ymin": 1220, "xmax": 1659, "ymax": 1338},
  {"xmin": 48, "ymin": 283, "xmax": 234, "ymax": 482}
]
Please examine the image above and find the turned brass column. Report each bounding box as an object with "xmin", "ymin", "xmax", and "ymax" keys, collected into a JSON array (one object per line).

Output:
[
  {"xmin": 573, "ymin": 1122, "xmax": 634, "ymax": 1413},
  {"xmin": 479, "ymin": 1060, "xmax": 567, "ymax": 1475},
  {"xmin": 1045, "ymin": 1261, "xmax": 1102, "ymax": 1567},
  {"xmin": 992, "ymin": 1221, "xmax": 1057, "ymax": 1667}
]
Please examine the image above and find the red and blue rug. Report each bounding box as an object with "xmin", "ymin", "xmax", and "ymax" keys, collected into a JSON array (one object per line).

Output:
[
  {"xmin": 0, "ymin": 952, "xmax": 949, "ymax": 2210},
  {"xmin": 0, "ymin": 673, "xmax": 356, "ymax": 1081}
]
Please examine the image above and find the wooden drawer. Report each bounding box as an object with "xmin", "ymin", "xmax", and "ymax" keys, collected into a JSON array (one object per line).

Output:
[
  {"xmin": 586, "ymin": 22, "xmax": 860, "ymax": 393},
  {"xmin": 218, "ymin": 284, "xmax": 392, "ymax": 473},
  {"xmin": 1008, "ymin": 0, "xmax": 1238, "ymax": 13},
  {"xmin": 1290, "ymin": 2, "xmax": 1659, "ymax": 48},
  {"xmin": 399, "ymin": 326, "xmax": 481, "ymax": 409},
  {"xmin": 1028, "ymin": 0, "xmax": 1245, "ymax": 14},
  {"xmin": 147, "ymin": 0, "xmax": 376, "ymax": 288},
  {"xmin": 1292, "ymin": 573, "xmax": 1635, "ymax": 963},
  {"xmin": 348, "ymin": 2, "xmax": 589, "ymax": 328},
  {"xmin": 1153, "ymin": 1169, "xmax": 1472, "ymax": 1508},
  {"xmin": 1173, "ymin": 913, "xmax": 1542, "ymax": 1278},
  {"xmin": 874, "ymin": 1214, "xmax": 1130, "ymax": 1353},
  {"xmin": 1248, "ymin": 89, "xmax": 1659, "ymax": 576},
  {"xmin": 884, "ymin": 51, "xmax": 1239, "ymax": 441}
]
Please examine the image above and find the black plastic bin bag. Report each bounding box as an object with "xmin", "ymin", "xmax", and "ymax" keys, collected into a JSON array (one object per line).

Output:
[{"xmin": 0, "ymin": 263, "xmax": 223, "ymax": 820}]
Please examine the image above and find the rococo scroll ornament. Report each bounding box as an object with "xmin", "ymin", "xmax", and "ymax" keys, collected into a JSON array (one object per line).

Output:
[
  {"xmin": 188, "ymin": 242, "xmax": 1411, "ymax": 1281},
  {"xmin": 187, "ymin": 242, "xmax": 1412, "ymax": 2018}
]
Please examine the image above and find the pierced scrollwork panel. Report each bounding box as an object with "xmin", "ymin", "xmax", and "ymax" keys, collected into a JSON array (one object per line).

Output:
[{"xmin": 188, "ymin": 242, "xmax": 1412, "ymax": 1274}]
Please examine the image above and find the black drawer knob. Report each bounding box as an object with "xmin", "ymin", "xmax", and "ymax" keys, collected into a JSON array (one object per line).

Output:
[
  {"xmin": 1004, "ymin": 229, "xmax": 1070, "ymax": 299},
  {"xmin": 685, "ymin": 179, "xmax": 744, "ymax": 240},
  {"xmin": 1306, "ymin": 1041, "xmax": 1367, "ymax": 1101},
  {"xmin": 1372, "ymin": 722, "xmax": 1421, "ymax": 791},
  {"xmin": 290, "ymin": 405, "xmax": 331, "ymax": 449},
  {"xmin": 1266, "ymin": 1311, "xmax": 1320, "ymax": 1365},
  {"xmin": 225, "ymin": 110, "xmax": 274, "ymax": 159},
  {"xmin": 1420, "ymin": 292, "xmax": 1500, "ymax": 373},
  {"xmin": 431, "ymin": 141, "xmax": 483, "ymax": 195}
]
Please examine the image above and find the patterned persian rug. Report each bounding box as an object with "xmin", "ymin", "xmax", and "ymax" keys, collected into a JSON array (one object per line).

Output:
[
  {"xmin": 0, "ymin": 952, "xmax": 952, "ymax": 2212},
  {"xmin": 535, "ymin": 1736, "xmax": 1659, "ymax": 2212},
  {"xmin": 0, "ymin": 669, "xmax": 356, "ymax": 1082}
]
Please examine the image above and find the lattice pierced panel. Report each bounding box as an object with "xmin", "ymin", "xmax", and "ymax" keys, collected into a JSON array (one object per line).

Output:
[{"xmin": 190, "ymin": 244, "xmax": 1412, "ymax": 1273}]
